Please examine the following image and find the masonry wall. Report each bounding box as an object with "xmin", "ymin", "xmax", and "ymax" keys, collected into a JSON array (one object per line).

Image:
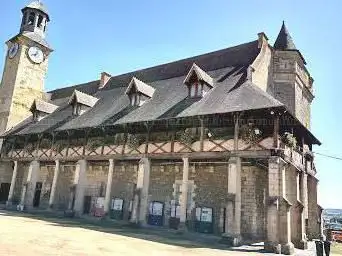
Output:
[
  {"xmin": 110, "ymin": 162, "xmax": 138, "ymax": 220},
  {"xmin": 38, "ymin": 164, "xmax": 54, "ymax": 208},
  {"xmin": 12, "ymin": 162, "xmax": 29, "ymax": 203},
  {"xmin": 54, "ymin": 165, "xmax": 75, "ymax": 210},
  {"xmin": 240, "ymin": 164, "xmax": 267, "ymax": 241}
]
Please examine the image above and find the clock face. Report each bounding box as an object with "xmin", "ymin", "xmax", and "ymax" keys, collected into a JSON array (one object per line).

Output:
[
  {"xmin": 27, "ymin": 46, "xmax": 44, "ymax": 64},
  {"xmin": 8, "ymin": 43, "xmax": 19, "ymax": 59}
]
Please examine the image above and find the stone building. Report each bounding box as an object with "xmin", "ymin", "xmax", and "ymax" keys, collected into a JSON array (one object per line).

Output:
[{"xmin": 0, "ymin": 1, "xmax": 322, "ymax": 255}]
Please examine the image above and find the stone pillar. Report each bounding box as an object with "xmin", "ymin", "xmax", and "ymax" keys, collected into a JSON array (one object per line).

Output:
[
  {"xmin": 265, "ymin": 157, "xmax": 294, "ymax": 255},
  {"xmin": 295, "ymin": 171, "xmax": 307, "ymax": 249},
  {"xmin": 48, "ymin": 160, "xmax": 60, "ymax": 209},
  {"xmin": 6, "ymin": 161, "xmax": 18, "ymax": 206},
  {"xmin": 302, "ymin": 172, "xmax": 309, "ymax": 220},
  {"xmin": 73, "ymin": 160, "xmax": 87, "ymax": 216},
  {"xmin": 20, "ymin": 160, "xmax": 40, "ymax": 209},
  {"xmin": 222, "ymin": 157, "xmax": 242, "ymax": 246},
  {"xmin": 131, "ymin": 158, "xmax": 150, "ymax": 225},
  {"xmin": 179, "ymin": 157, "xmax": 189, "ymax": 230},
  {"xmin": 279, "ymin": 162, "xmax": 294, "ymax": 255},
  {"xmin": 104, "ymin": 159, "xmax": 115, "ymax": 215}
]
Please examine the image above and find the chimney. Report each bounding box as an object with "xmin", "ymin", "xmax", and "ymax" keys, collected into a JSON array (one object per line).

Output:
[
  {"xmin": 99, "ymin": 72, "xmax": 111, "ymax": 89},
  {"xmin": 257, "ymin": 32, "xmax": 269, "ymax": 48}
]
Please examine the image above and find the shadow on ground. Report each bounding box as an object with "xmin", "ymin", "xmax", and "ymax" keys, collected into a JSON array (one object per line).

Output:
[{"xmin": 0, "ymin": 210, "xmax": 269, "ymax": 254}]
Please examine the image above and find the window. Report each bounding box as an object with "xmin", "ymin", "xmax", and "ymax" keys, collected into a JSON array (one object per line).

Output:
[
  {"xmin": 37, "ymin": 15, "xmax": 44, "ymax": 28},
  {"xmin": 32, "ymin": 111, "xmax": 44, "ymax": 122},
  {"xmin": 73, "ymin": 103, "xmax": 88, "ymax": 116},
  {"xmin": 189, "ymin": 82, "xmax": 203, "ymax": 98},
  {"xmin": 130, "ymin": 93, "xmax": 140, "ymax": 106},
  {"xmin": 28, "ymin": 12, "xmax": 35, "ymax": 25}
]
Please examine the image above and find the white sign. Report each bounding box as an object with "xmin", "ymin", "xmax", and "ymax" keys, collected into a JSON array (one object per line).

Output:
[
  {"xmin": 149, "ymin": 202, "xmax": 163, "ymax": 216},
  {"xmin": 195, "ymin": 207, "xmax": 213, "ymax": 222},
  {"xmin": 111, "ymin": 198, "xmax": 123, "ymax": 210},
  {"xmin": 96, "ymin": 197, "xmax": 105, "ymax": 208},
  {"xmin": 171, "ymin": 205, "xmax": 181, "ymax": 218}
]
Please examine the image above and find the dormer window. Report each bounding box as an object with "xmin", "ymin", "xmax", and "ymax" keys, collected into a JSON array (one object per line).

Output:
[
  {"xmin": 125, "ymin": 77, "xmax": 155, "ymax": 107},
  {"xmin": 68, "ymin": 90, "xmax": 98, "ymax": 116},
  {"xmin": 184, "ymin": 63, "xmax": 214, "ymax": 98},
  {"xmin": 30, "ymin": 99, "xmax": 58, "ymax": 122}
]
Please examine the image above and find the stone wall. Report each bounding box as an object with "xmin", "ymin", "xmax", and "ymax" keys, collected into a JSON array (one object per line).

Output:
[
  {"xmin": 12, "ymin": 162, "xmax": 29, "ymax": 203},
  {"xmin": 110, "ymin": 162, "xmax": 138, "ymax": 220},
  {"xmin": 241, "ymin": 164, "xmax": 267, "ymax": 240},
  {"xmin": 54, "ymin": 165, "xmax": 75, "ymax": 210}
]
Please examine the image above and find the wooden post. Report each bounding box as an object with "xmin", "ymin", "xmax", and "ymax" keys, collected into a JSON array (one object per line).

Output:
[
  {"xmin": 233, "ymin": 113, "xmax": 240, "ymax": 151},
  {"xmin": 121, "ymin": 125, "xmax": 127, "ymax": 155},
  {"xmin": 83, "ymin": 129, "xmax": 90, "ymax": 156},
  {"xmin": 199, "ymin": 117, "xmax": 204, "ymax": 151},
  {"xmin": 273, "ymin": 113, "xmax": 280, "ymax": 149}
]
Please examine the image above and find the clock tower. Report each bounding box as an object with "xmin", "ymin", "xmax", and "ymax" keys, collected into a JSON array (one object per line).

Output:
[{"xmin": 0, "ymin": 1, "xmax": 52, "ymax": 133}]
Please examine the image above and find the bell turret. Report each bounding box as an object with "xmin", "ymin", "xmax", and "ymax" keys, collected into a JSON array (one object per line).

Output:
[{"xmin": 20, "ymin": 1, "xmax": 50, "ymax": 38}]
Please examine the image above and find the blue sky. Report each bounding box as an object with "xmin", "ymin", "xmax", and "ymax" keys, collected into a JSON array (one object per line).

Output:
[{"xmin": 1, "ymin": 1, "xmax": 341, "ymax": 208}]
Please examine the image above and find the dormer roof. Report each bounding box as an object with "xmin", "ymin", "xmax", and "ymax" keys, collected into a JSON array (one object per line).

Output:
[
  {"xmin": 68, "ymin": 90, "xmax": 98, "ymax": 107},
  {"xmin": 184, "ymin": 63, "xmax": 214, "ymax": 87},
  {"xmin": 30, "ymin": 99, "xmax": 58, "ymax": 114},
  {"xmin": 125, "ymin": 77, "xmax": 155, "ymax": 98}
]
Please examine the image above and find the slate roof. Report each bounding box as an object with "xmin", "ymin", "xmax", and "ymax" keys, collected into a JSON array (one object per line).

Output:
[
  {"xmin": 125, "ymin": 78, "xmax": 155, "ymax": 98},
  {"xmin": 68, "ymin": 90, "xmax": 99, "ymax": 107},
  {"xmin": 9, "ymin": 32, "xmax": 51, "ymax": 50},
  {"xmin": 184, "ymin": 63, "xmax": 214, "ymax": 87},
  {"xmin": 0, "ymin": 38, "xmax": 320, "ymax": 144},
  {"xmin": 30, "ymin": 99, "xmax": 58, "ymax": 114},
  {"xmin": 274, "ymin": 22, "xmax": 297, "ymax": 51}
]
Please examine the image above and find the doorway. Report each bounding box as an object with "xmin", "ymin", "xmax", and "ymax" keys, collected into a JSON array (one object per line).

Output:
[
  {"xmin": 83, "ymin": 196, "xmax": 92, "ymax": 214},
  {"xmin": 0, "ymin": 183, "xmax": 11, "ymax": 203},
  {"xmin": 33, "ymin": 182, "xmax": 42, "ymax": 208}
]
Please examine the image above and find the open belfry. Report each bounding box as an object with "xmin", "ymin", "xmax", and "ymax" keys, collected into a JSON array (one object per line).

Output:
[{"xmin": 0, "ymin": 1, "xmax": 322, "ymax": 254}]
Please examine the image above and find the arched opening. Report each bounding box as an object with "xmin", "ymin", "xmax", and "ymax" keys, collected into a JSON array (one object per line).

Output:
[
  {"xmin": 37, "ymin": 15, "xmax": 44, "ymax": 28},
  {"xmin": 28, "ymin": 12, "xmax": 35, "ymax": 25},
  {"xmin": 22, "ymin": 12, "xmax": 28, "ymax": 26}
]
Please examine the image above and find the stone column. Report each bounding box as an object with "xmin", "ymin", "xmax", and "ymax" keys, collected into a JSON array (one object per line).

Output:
[
  {"xmin": 265, "ymin": 157, "xmax": 294, "ymax": 254},
  {"xmin": 6, "ymin": 161, "xmax": 18, "ymax": 206},
  {"xmin": 302, "ymin": 172, "xmax": 309, "ymax": 220},
  {"xmin": 20, "ymin": 160, "xmax": 40, "ymax": 209},
  {"xmin": 48, "ymin": 160, "xmax": 60, "ymax": 209},
  {"xmin": 131, "ymin": 158, "xmax": 150, "ymax": 225},
  {"xmin": 179, "ymin": 157, "xmax": 189, "ymax": 230},
  {"xmin": 73, "ymin": 160, "xmax": 87, "ymax": 216},
  {"xmin": 279, "ymin": 162, "xmax": 294, "ymax": 255},
  {"xmin": 104, "ymin": 159, "xmax": 115, "ymax": 215},
  {"xmin": 223, "ymin": 156, "xmax": 242, "ymax": 246},
  {"xmin": 295, "ymin": 171, "xmax": 307, "ymax": 249}
]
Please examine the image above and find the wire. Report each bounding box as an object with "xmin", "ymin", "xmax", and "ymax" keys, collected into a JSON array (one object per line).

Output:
[{"xmin": 312, "ymin": 151, "xmax": 342, "ymax": 161}]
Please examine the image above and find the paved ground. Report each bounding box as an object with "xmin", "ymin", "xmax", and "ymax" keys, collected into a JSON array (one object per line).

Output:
[{"xmin": 0, "ymin": 211, "xmax": 319, "ymax": 256}]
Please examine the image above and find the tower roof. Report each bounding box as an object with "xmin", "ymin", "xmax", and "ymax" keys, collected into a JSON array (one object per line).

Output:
[
  {"xmin": 274, "ymin": 21, "xmax": 297, "ymax": 50},
  {"xmin": 22, "ymin": 1, "xmax": 49, "ymax": 20}
]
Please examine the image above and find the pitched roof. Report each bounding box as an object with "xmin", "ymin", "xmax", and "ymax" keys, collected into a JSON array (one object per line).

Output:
[
  {"xmin": 1, "ymin": 38, "xmax": 320, "ymax": 145},
  {"xmin": 30, "ymin": 99, "xmax": 58, "ymax": 114},
  {"xmin": 274, "ymin": 21, "xmax": 297, "ymax": 51},
  {"xmin": 184, "ymin": 63, "xmax": 214, "ymax": 87},
  {"xmin": 68, "ymin": 90, "xmax": 98, "ymax": 107},
  {"xmin": 125, "ymin": 77, "xmax": 155, "ymax": 98}
]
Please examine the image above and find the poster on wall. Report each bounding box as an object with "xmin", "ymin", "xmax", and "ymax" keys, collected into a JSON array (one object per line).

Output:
[
  {"xmin": 195, "ymin": 207, "xmax": 213, "ymax": 222},
  {"xmin": 111, "ymin": 198, "xmax": 124, "ymax": 211},
  {"xmin": 149, "ymin": 202, "xmax": 163, "ymax": 216},
  {"xmin": 96, "ymin": 197, "xmax": 105, "ymax": 208}
]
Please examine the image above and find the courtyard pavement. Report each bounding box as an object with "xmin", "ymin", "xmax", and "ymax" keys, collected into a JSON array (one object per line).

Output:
[{"xmin": 0, "ymin": 210, "xmax": 318, "ymax": 256}]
